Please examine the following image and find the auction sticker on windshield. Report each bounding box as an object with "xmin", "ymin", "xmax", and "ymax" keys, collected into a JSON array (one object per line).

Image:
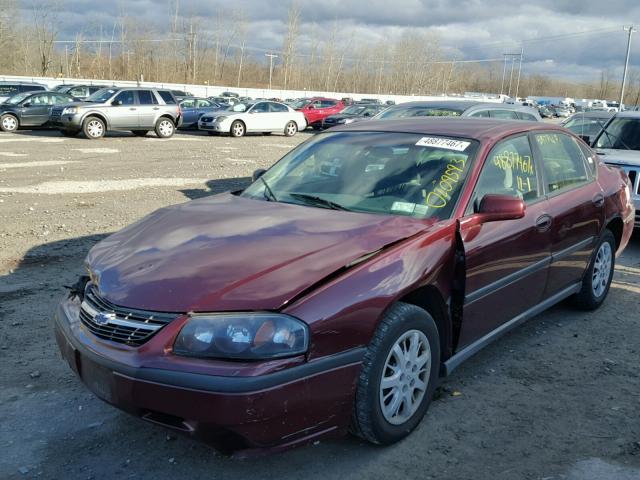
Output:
[{"xmin": 415, "ymin": 137, "xmax": 471, "ymax": 151}]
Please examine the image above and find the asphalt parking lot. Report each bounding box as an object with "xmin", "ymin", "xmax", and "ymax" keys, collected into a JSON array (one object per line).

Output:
[{"xmin": 0, "ymin": 128, "xmax": 639, "ymax": 480}]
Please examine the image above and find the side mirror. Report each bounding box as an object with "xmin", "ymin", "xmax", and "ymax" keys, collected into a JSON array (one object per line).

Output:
[
  {"xmin": 22, "ymin": 102, "xmax": 31, "ymax": 107},
  {"xmin": 363, "ymin": 112, "xmax": 371, "ymax": 117},
  {"xmin": 476, "ymin": 194, "xmax": 525, "ymax": 223},
  {"xmin": 112, "ymin": 100, "xmax": 122, "ymax": 106},
  {"xmin": 252, "ymin": 169, "xmax": 267, "ymax": 182}
]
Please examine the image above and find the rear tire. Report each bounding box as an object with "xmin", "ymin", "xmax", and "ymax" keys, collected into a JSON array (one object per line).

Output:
[
  {"xmin": 230, "ymin": 120, "xmax": 245, "ymax": 137},
  {"xmin": 0, "ymin": 114, "xmax": 19, "ymax": 132},
  {"xmin": 351, "ymin": 302, "xmax": 440, "ymax": 445},
  {"xmin": 82, "ymin": 116, "xmax": 105, "ymax": 139},
  {"xmin": 155, "ymin": 118, "xmax": 175, "ymax": 138},
  {"xmin": 284, "ymin": 121, "xmax": 298, "ymax": 137},
  {"xmin": 573, "ymin": 230, "xmax": 616, "ymax": 310},
  {"xmin": 131, "ymin": 130, "xmax": 149, "ymax": 137}
]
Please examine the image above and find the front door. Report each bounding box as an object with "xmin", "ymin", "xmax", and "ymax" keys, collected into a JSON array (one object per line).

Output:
[
  {"xmin": 109, "ymin": 90, "xmax": 138, "ymax": 129},
  {"xmin": 246, "ymin": 102, "xmax": 271, "ymax": 131},
  {"xmin": 531, "ymin": 131, "xmax": 605, "ymax": 297},
  {"xmin": 21, "ymin": 93, "xmax": 52, "ymax": 126},
  {"xmin": 458, "ymin": 134, "xmax": 551, "ymax": 348}
]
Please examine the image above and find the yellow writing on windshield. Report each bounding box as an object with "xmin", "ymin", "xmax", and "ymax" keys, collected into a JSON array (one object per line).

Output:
[{"xmin": 424, "ymin": 157, "xmax": 466, "ymax": 208}]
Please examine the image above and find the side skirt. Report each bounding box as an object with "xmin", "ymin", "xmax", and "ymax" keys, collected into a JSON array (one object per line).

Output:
[{"xmin": 442, "ymin": 282, "xmax": 581, "ymax": 376}]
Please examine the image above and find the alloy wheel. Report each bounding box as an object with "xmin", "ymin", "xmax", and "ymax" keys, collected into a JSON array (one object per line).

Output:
[
  {"xmin": 286, "ymin": 122, "xmax": 297, "ymax": 136},
  {"xmin": 232, "ymin": 122, "xmax": 244, "ymax": 137},
  {"xmin": 86, "ymin": 120, "xmax": 104, "ymax": 138},
  {"xmin": 158, "ymin": 120, "xmax": 174, "ymax": 137},
  {"xmin": 2, "ymin": 115, "xmax": 17, "ymax": 131},
  {"xmin": 379, "ymin": 330, "xmax": 430, "ymax": 425},
  {"xmin": 592, "ymin": 241, "xmax": 612, "ymax": 298}
]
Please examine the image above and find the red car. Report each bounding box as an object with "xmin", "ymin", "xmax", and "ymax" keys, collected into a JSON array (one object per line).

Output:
[
  {"xmin": 54, "ymin": 119, "xmax": 634, "ymax": 455},
  {"xmin": 293, "ymin": 97, "xmax": 345, "ymax": 129}
]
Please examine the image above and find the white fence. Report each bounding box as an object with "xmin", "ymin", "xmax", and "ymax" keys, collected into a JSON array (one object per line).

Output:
[{"xmin": 0, "ymin": 74, "xmax": 504, "ymax": 105}]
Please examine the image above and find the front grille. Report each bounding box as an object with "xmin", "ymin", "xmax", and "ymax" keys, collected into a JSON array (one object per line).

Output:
[
  {"xmin": 79, "ymin": 285, "xmax": 178, "ymax": 346},
  {"xmin": 201, "ymin": 117, "xmax": 213, "ymax": 122}
]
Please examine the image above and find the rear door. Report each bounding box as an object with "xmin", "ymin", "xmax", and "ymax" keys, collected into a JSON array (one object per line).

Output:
[
  {"xmin": 136, "ymin": 90, "xmax": 160, "ymax": 128},
  {"xmin": 531, "ymin": 131, "xmax": 604, "ymax": 297},
  {"xmin": 109, "ymin": 90, "xmax": 138, "ymax": 128},
  {"xmin": 458, "ymin": 134, "xmax": 551, "ymax": 348},
  {"xmin": 268, "ymin": 102, "xmax": 290, "ymax": 131}
]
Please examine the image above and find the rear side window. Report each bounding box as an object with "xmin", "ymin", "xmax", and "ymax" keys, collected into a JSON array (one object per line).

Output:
[
  {"xmin": 469, "ymin": 110, "xmax": 490, "ymax": 118},
  {"xmin": 137, "ymin": 90, "xmax": 158, "ymax": 105},
  {"xmin": 269, "ymin": 102, "xmax": 288, "ymax": 113},
  {"xmin": 69, "ymin": 87, "xmax": 88, "ymax": 97},
  {"xmin": 533, "ymin": 132, "xmax": 589, "ymax": 193},
  {"xmin": 519, "ymin": 112, "xmax": 538, "ymax": 121},
  {"xmin": 320, "ymin": 100, "xmax": 337, "ymax": 108},
  {"xmin": 0, "ymin": 84, "xmax": 19, "ymax": 95},
  {"xmin": 469, "ymin": 135, "xmax": 540, "ymax": 212},
  {"xmin": 196, "ymin": 99, "xmax": 212, "ymax": 108},
  {"xmin": 490, "ymin": 109, "xmax": 519, "ymax": 120},
  {"xmin": 52, "ymin": 94, "xmax": 71, "ymax": 104},
  {"xmin": 19, "ymin": 85, "xmax": 45, "ymax": 92},
  {"xmin": 158, "ymin": 91, "xmax": 177, "ymax": 104}
]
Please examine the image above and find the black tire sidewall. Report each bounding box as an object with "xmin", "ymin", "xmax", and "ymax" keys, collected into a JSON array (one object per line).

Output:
[
  {"xmin": 575, "ymin": 230, "xmax": 616, "ymax": 310},
  {"xmin": 358, "ymin": 304, "xmax": 440, "ymax": 444}
]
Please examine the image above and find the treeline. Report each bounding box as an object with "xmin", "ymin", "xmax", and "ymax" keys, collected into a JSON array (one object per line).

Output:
[{"xmin": 0, "ymin": 0, "xmax": 637, "ymax": 102}]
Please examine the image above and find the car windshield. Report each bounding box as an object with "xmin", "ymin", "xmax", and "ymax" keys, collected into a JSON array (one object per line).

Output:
[
  {"xmin": 4, "ymin": 92, "xmax": 32, "ymax": 105},
  {"xmin": 342, "ymin": 105, "xmax": 372, "ymax": 115},
  {"xmin": 241, "ymin": 131, "xmax": 479, "ymax": 220},
  {"xmin": 292, "ymin": 99, "xmax": 311, "ymax": 109},
  {"xmin": 87, "ymin": 88, "xmax": 117, "ymax": 103},
  {"xmin": 594, "ymin": 117, "xmax": 640, "ymax": 150},
  {"xmin": 376, "ymin": 106, "xmax": 464, "ymax": 119},
  {"xmin": 564, "ymin": 116, "xmax": 608, "ymax": 138}
]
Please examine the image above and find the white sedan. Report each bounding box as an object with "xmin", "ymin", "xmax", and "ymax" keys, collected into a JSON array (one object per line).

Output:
[{"xmin": 198, "ymin": 101, "xmax": 307, "ymax": 137}]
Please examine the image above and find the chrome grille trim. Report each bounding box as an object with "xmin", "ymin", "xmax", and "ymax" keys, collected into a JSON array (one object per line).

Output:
[{"xmin": 78, "ymin": 284, "xmax": 178, "ymax": 346}]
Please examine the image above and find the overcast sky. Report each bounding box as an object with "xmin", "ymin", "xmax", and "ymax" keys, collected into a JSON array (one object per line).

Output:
[{"xmin": 34, "ymin": 0, "xmax": 640, "ymax": 83}]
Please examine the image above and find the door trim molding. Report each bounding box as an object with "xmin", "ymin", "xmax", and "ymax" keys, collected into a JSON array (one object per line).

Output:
[
  {"xmin": 443, "ymin": 282, "xmax": 581, "ymax": 376},
  {"xmin": 551, "ymin": 236, "xmax": 595, "ymax": 262}
]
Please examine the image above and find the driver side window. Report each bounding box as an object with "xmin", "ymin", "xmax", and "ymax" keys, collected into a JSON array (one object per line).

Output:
[
  {"xmin": 468, "ymin": 135, "xmax": 539, "ymax": 214},
  {"xmin": 113, "ymin": 90, "xmax": 135, "ymax": 105}
]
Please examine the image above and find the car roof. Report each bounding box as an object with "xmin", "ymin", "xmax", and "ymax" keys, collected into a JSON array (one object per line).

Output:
[
  {"xmin": 386, "ymin": 100, "xmax": 480, "ymax": 111},
  {"xmin": 328, "ymin": 117, "xmax": 567, "ymax": 142},
  {"xmin": 613, "ymin": 111, "xmax": 640, "ymax": 118},
  {"xmin": 568, "ymin": 111, "xmax": 615, "ymax": 118}
]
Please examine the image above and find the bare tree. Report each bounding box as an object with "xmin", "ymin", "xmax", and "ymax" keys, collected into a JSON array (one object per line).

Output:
[
  {"xmin": 32, "ymin": 0, "xmax": 59, "ymax": 76},
  {"xmin": 281, "ymin": 2, "xmax": 301, "ymax": 90}
]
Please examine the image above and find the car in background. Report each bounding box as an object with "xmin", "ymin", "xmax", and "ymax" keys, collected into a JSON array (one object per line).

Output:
[
  {"xmin": 198, "ymin": 100, "xmax": 306, "ymax": 137},
  {"xmin": 54, "ymin": 118, "xmax": 632, "ymax": 454},
  {"xmin": 553, "ymin": 106, "xmax": 572, "ymax": 118},
  {"xmin": 591, "ymin": 111, "xmax": 640, "ymax": 227},
  {"xmin": 562, "ymin": 111, "xmax": 615, "ymax": 144},
  {"xmin": 359, "ymin": 98, "xmax": 382, "ymax": 104},
  {"xmin": 292, "ymin": 97, "xmax": 345, "ymax": 129},
  {"xmin": 0, "ymin": 91, "xmax": 79, "ymax": 132},
  {"xmin": 171, "ymin": 90, "xmax": 193, "ymax": 102},
  {"xmin": 220, "ymin": 91, "xmax": 239, "ymax": 98},
  {"xmin": 49, "ymin": 87, "xmax": 181, "ymax": 139},
  {"xmin": 591, "ymin": 100, "xmax": 618, "ymax": 113},
  {"xmin": 538, "ymin": 105, "xmax": 554, "ymax": 118},
  {"xmin": 0, "ymin": 81, "xmax": 47, "ymax": 103},
  {"xmin": 55, "ymin": 84, "xmax": 105, "ymax": 100},
  {"xmin": 321, "ymin": 103, "xmax": 387, "ymax": 129},
  {"xmin": 209, "ymin": 96, "xmax": 239, "ymax": 106},
  {"xmin": 375, "ymin": 101, "xmax": 542, "ymax": 121},
  {"xmin": 179, "ymin": 98, "xmax": 224, "ymax": 129}
]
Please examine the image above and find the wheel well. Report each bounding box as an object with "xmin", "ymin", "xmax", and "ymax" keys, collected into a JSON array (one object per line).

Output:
[
  {"xmin": 399, "ymin": 286, "xmax": 452, "ymax": 363},
  {"xmin": 83, "ymin": 113, "xmax": 107, "ymax": 128},
  {"xmin": 158, "ymin": 114, "xmax": 176, "ymax": 123},
  {"xmin": 606, "ymin": 217, "xmax": 623, "ymax": 249},
  {"xmin": 1, "ymin": 112, "xmax": 19, "ymax": 124}
]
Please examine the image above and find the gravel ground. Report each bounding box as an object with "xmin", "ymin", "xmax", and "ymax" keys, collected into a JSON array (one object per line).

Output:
[{"xmin": 0, "ymin": 128, "xmax": 639, "ymax": 480}]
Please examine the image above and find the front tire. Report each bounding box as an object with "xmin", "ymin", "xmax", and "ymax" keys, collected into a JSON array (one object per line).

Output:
[
  {"xmin": 284, "ymin": 121, "xmax": 298, "ymax": 137},
  {"xmin": 82, "ymin": 116, "xmax": 106, "ymax": 139},
  {"xmin": 0, "ymin": 114, "xmax": 19, "ymax": 132},
  {"xmin": 230, "ymin": 120, "xmax": 245, "ymax": 137},
  {"xmin": 155, "ymin": 118, "xmax": 175, "ymax": 138},
  {"xmin": 351, "ymin": 302, "xmax": 440, "ymax": 445},
  {"xmin": 573, "ymin": 230, "xmax": 616, "ymax": 310}
]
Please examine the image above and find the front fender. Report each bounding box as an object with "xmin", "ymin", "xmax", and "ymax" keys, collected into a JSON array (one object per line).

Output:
[{"xmin": 284, "ymin": 221, "xmax": 457, "ymax": 360}]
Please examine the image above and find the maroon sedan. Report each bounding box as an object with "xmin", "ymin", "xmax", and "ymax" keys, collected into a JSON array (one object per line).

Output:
[{"xmin": 54, "ymin": 119, "xmax": 634, "ymax": 454}]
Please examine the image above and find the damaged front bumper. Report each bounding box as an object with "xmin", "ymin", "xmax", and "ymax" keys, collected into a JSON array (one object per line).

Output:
[{"xmin": 53, "ymin": 297, "xmax": 363, "ymax": 455}]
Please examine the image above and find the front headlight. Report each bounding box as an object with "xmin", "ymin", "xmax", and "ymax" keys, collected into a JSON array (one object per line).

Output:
[
  {"xmin": 173, "ymin": 313, "xmax": 309, "ymax": 360},
  {"xmin": 62, "ymin": 107, "xmax": 78, "ymax": 115},
  {"xmin": 343, "ymin": 118, "xmax": 356, "ymax": 124},
  {"xmin": 214, "ymin": 116, "xmax": 227, "ymax": 122}
]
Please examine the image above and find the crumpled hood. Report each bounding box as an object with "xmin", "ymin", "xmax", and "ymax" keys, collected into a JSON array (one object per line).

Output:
[
  {"xmin": 86, "ymin": 193, "xmax": 429, "ymax": 312},
  {"xmin": 596, "ymin": 149, "xmax": 640, "ymax": 168}
]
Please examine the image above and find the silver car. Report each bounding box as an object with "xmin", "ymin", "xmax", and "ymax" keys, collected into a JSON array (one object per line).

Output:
[
  {"xmin": 592, "ymin": 111, "xmax": 640, "ymax": 227},
  {"xmin": 49, "ymin": 87, "xmax": 181, "ymax": 139}
]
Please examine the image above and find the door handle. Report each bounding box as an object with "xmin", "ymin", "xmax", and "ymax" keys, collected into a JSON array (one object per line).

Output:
[
  {"xmin": 153, "ymin": 107, "xmax": 160, "ymax": 110},
  {"xmin": 535, "ymin": 214, "xmax": 553, "ymax": 232},
  {"xmin": 129, "ymin": 108, "xmax": 137, "ymax": 111},
  {"xmin": 592, "ymin": 194, "xmax": 605, "ymax": 207}
]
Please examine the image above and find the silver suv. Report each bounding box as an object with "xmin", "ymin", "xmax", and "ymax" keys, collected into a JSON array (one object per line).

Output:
[{"xmin": 50, "ymin": 87, "xmax": 181, "ymax": 139}]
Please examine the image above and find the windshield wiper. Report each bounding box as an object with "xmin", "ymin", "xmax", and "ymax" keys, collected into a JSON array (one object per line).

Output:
[
  {"xmin": 259, "ymin": 176, "xmax": 278, "ymax": 202},
  {"xmin": 601, "ymin": 127, "xmax": 632, "ymax": 151},
  {"xmin": 289, "ymin": 193, "xmax": 352, "ymax": 211}
]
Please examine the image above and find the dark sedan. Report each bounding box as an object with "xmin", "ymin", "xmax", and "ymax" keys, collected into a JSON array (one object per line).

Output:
[
  {"xmin": 562, "ymin": 111, "xmax": 615, "ymax": 144},
  {"xmin": 320, "ymin": 103, "xmax": 387, "ymax": 129},
  {"xmin": 0, "ymin": 91, "xmax": 78, "ymax": 132},
  {"xmin": 54, "ymin": 119, "xmax": 633, "ymax": 455}
]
